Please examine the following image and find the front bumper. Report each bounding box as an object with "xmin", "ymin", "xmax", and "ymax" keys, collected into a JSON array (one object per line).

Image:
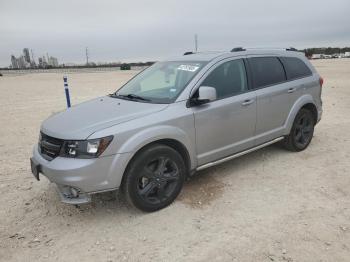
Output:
[{"xmin": 31, "ymin": 144, "xmax": 132, "ymax": 204}]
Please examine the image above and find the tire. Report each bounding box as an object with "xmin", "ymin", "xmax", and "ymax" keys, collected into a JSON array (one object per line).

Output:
[
  {"xmin": 283, "ymin": 108, "xmax": 315, "ymax": 152},
  {"xmin": 122, "ymin": 144, "xmax": 186, "ymax": 212}
]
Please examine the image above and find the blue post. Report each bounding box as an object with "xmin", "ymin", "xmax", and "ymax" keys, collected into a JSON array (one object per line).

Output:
[{"xmin": 63, "ymin": 76, "xmax": 71, "ymax": 108}]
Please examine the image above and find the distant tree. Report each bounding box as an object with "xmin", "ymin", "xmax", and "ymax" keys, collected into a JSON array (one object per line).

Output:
[
  {"xmin": 302, "ymin": 47, "xmax": 350, "ymax": 56},
  {"xmin": 120, "ymin": 63, "xmax": 131, "ymax": 70}
]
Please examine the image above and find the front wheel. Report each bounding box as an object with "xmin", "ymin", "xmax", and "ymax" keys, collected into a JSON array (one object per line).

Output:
[
  {"xmin": 283, "ymin": 108, "xmax": 315, "ymax": 152},
  {"xmin": 122, "ymin": 144, "xmax": 186, "ymax": 212}
]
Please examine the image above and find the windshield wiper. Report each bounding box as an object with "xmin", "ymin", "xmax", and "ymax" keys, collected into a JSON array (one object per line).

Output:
[{"xmin": 109, "ymin": 93, "xmax": 150, "ymax": 102}]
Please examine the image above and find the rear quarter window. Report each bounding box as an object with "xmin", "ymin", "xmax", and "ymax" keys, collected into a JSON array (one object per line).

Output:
[
  {"xmin": 280, "ymin": 57, "xmax": 312, "ymax": 80},
  {"xmin": 248, "ymin": 57, "xmax": 286, "ymax": 88}
]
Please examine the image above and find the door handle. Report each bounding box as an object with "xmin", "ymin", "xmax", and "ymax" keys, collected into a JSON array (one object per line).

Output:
[
  {"xmin": 241, "ymin": 99, "xmax": 255, "ymax": 106},
  {"xmin": 287, "ymin": 88, "xmax": 296, "ymax": 93}
]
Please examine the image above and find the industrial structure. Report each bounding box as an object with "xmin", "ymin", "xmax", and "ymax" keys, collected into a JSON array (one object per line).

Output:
[{"xmin": 10, "ymin": 48, "xmax": 59, "ymax": 69}]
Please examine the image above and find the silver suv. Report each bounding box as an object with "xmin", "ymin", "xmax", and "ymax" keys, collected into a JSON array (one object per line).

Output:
[{"xmin": 30, "ymin": 48, "xmax": 323, "ymax": 211}]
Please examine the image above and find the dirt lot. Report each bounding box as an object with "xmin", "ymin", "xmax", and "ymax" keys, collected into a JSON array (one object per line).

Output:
[{"xmin": 0, "ymin": 59, "xmax": 349, "ymax": 262}]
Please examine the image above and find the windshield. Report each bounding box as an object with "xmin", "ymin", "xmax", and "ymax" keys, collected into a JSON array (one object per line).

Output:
[{"xmin": 113, "ymin": 61, "xmax": 206, "ymax": 103}]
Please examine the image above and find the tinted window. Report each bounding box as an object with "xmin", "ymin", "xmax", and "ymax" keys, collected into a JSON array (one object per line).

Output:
[
  {"xmin": 201, "ymin": 59, "xmax": 247, "ymax": 99},
  {"xmin": 280, "ymin": 57, "xmax": 312, "ymax": 80},
  {"xmin": 117, "ymin": 61, "xmax": 206, "ymax": 103},
  {"xmin": 249, "ymin": 57, "xmax": 286, "ymax": 88}
]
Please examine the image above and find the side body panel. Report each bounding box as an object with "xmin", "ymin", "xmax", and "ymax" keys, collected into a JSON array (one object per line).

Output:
[
  {"xmin": 254, "ymin": 81, "xmax": 294, "ymax": 144},
  {"xmin": 192, "ymin": 91, "xmax": 257, "ymax": 166}
]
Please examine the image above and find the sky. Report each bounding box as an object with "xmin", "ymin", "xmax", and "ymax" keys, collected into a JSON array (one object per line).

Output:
[{"xmin": 0, "ymin": 0, "xmax": 350, "ymax": 67}]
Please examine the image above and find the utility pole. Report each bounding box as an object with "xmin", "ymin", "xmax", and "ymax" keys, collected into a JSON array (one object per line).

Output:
[
  {"xmin": 194, "ymin": 34, "xmax": 198, "ymax": 52},
  {"xmin": 85, "ymin": 47, "xmax": 89, "ymax": 65}
]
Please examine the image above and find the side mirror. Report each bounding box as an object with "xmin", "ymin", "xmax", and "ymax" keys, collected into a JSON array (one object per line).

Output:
[{"xmin": 189, "ymin": 86, "xmax": 217, "ymax": 106}]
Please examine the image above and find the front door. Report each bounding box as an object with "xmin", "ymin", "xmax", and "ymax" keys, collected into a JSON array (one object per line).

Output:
[{"xmin": 192, "ymin": 58, "xmax": 257, "ymax": 166}]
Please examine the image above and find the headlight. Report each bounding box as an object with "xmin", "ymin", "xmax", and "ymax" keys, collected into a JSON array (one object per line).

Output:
[{"xmin": 60, "ymin": 136, "xmax": 113, "ymax": 158}]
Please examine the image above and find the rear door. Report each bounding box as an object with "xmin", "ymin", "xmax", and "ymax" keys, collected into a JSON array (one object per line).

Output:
[
  {"xmin": 247, "ymin": 56, "xmax": 291, "ymax": 145},
  {"xmin": 279, "ymin": 56, "xmax": 313, "ymax": 106}
]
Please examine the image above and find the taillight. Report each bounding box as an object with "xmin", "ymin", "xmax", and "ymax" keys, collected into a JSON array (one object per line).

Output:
[{"xmin": 319, "ymin": 77, "xmax": 324, "ymax": 87}]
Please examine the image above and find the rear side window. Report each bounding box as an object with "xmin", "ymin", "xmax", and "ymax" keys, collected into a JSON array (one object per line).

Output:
[
  {"xmin": 249, "ymin": 57, "xmax": 286, "ymax": 88},
  {"xmin": 280, "ymin": 57, "xmax": 312, "ymax": 80}
]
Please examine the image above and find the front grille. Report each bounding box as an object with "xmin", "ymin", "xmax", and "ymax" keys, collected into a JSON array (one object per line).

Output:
[{"xmin": 39, "ymin": 132, "xmax": 63, "ymax": 161}]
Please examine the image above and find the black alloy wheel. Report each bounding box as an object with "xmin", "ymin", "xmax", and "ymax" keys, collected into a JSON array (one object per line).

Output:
[
  {"xmin": 137, "ymin": 156, "xmax": 180, "ymax": 205},
  {"xmin": 284, "ymin": 108, "xmax": 315, "ymax": 151},
  {"xmin": 122, "ymin": 144, "xmax": 186, "ymax": 212},
  {"xmin": 293, "ymin": 113, "xmax": 313, "ymax": 148}
]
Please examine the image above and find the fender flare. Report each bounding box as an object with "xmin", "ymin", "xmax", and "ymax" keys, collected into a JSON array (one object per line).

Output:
[
  {"xmin": 114, "ymin": 124, "xmax": 196, "ymax": 178},
  {"xmin": 106, "ymin": 125, "xmax": 196, "ymax": 189},
  {"xmin": 284, "ymin": 94, "xmax": 317, "ymax": 134}
]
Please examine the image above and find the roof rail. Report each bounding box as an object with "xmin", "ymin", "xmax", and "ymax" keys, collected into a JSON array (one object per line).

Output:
[
  {"xmin": 231, "ymin": 47, "xmax": 246, "ymax": 52},
  {"xmin": 183, "ymin": 51, "xmax": 194, "ymax": 56},
  {"xmin": 230, "ymin": 47, "xmax": 300, "ymax": 52}
]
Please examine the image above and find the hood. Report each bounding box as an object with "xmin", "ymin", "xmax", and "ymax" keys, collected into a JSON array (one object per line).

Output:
[{"xmin": 41, "ymin": 96, "xmax": 168, "ymax": 140}]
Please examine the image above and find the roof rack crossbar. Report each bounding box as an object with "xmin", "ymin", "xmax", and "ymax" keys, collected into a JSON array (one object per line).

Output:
[{"xmin": 231, "ymin": 47, "xmax": 246, "ymax": 52}]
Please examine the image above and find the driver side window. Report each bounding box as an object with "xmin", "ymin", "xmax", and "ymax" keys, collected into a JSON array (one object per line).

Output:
[{"xmin": 201, "ymin": 59, "xmax": 248, "ymax": 99}]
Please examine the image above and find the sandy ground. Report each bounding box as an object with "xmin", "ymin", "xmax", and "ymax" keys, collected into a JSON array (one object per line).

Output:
[{"xmin": 0, "ymin": 59, "xmax": 350, "ymax": 262}]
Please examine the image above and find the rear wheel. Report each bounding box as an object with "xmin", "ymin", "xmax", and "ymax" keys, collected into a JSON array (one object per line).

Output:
[
  {"xmin": 122, "ymin": 144, "xmax": 186, "ymax": 212},
  {"xmin": 284, "ymin": 108, "xmax": 315, "ymax": 152}
]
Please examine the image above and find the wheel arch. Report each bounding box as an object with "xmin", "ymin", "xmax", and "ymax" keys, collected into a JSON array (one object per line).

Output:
[
  {"xmin": 128, "ymin": 138, "xmax": 191, "ymax": 173},
  {"xmin": 120, "ymin": 138, "xmax": 193, "ymax": 189},
  {"xmin": 284, "ymin": 95, "xmax": 318, "ymax": 134},
  {"xmin": 116, "ymin": 125, "xmax": 196, "ymax": 187}
]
